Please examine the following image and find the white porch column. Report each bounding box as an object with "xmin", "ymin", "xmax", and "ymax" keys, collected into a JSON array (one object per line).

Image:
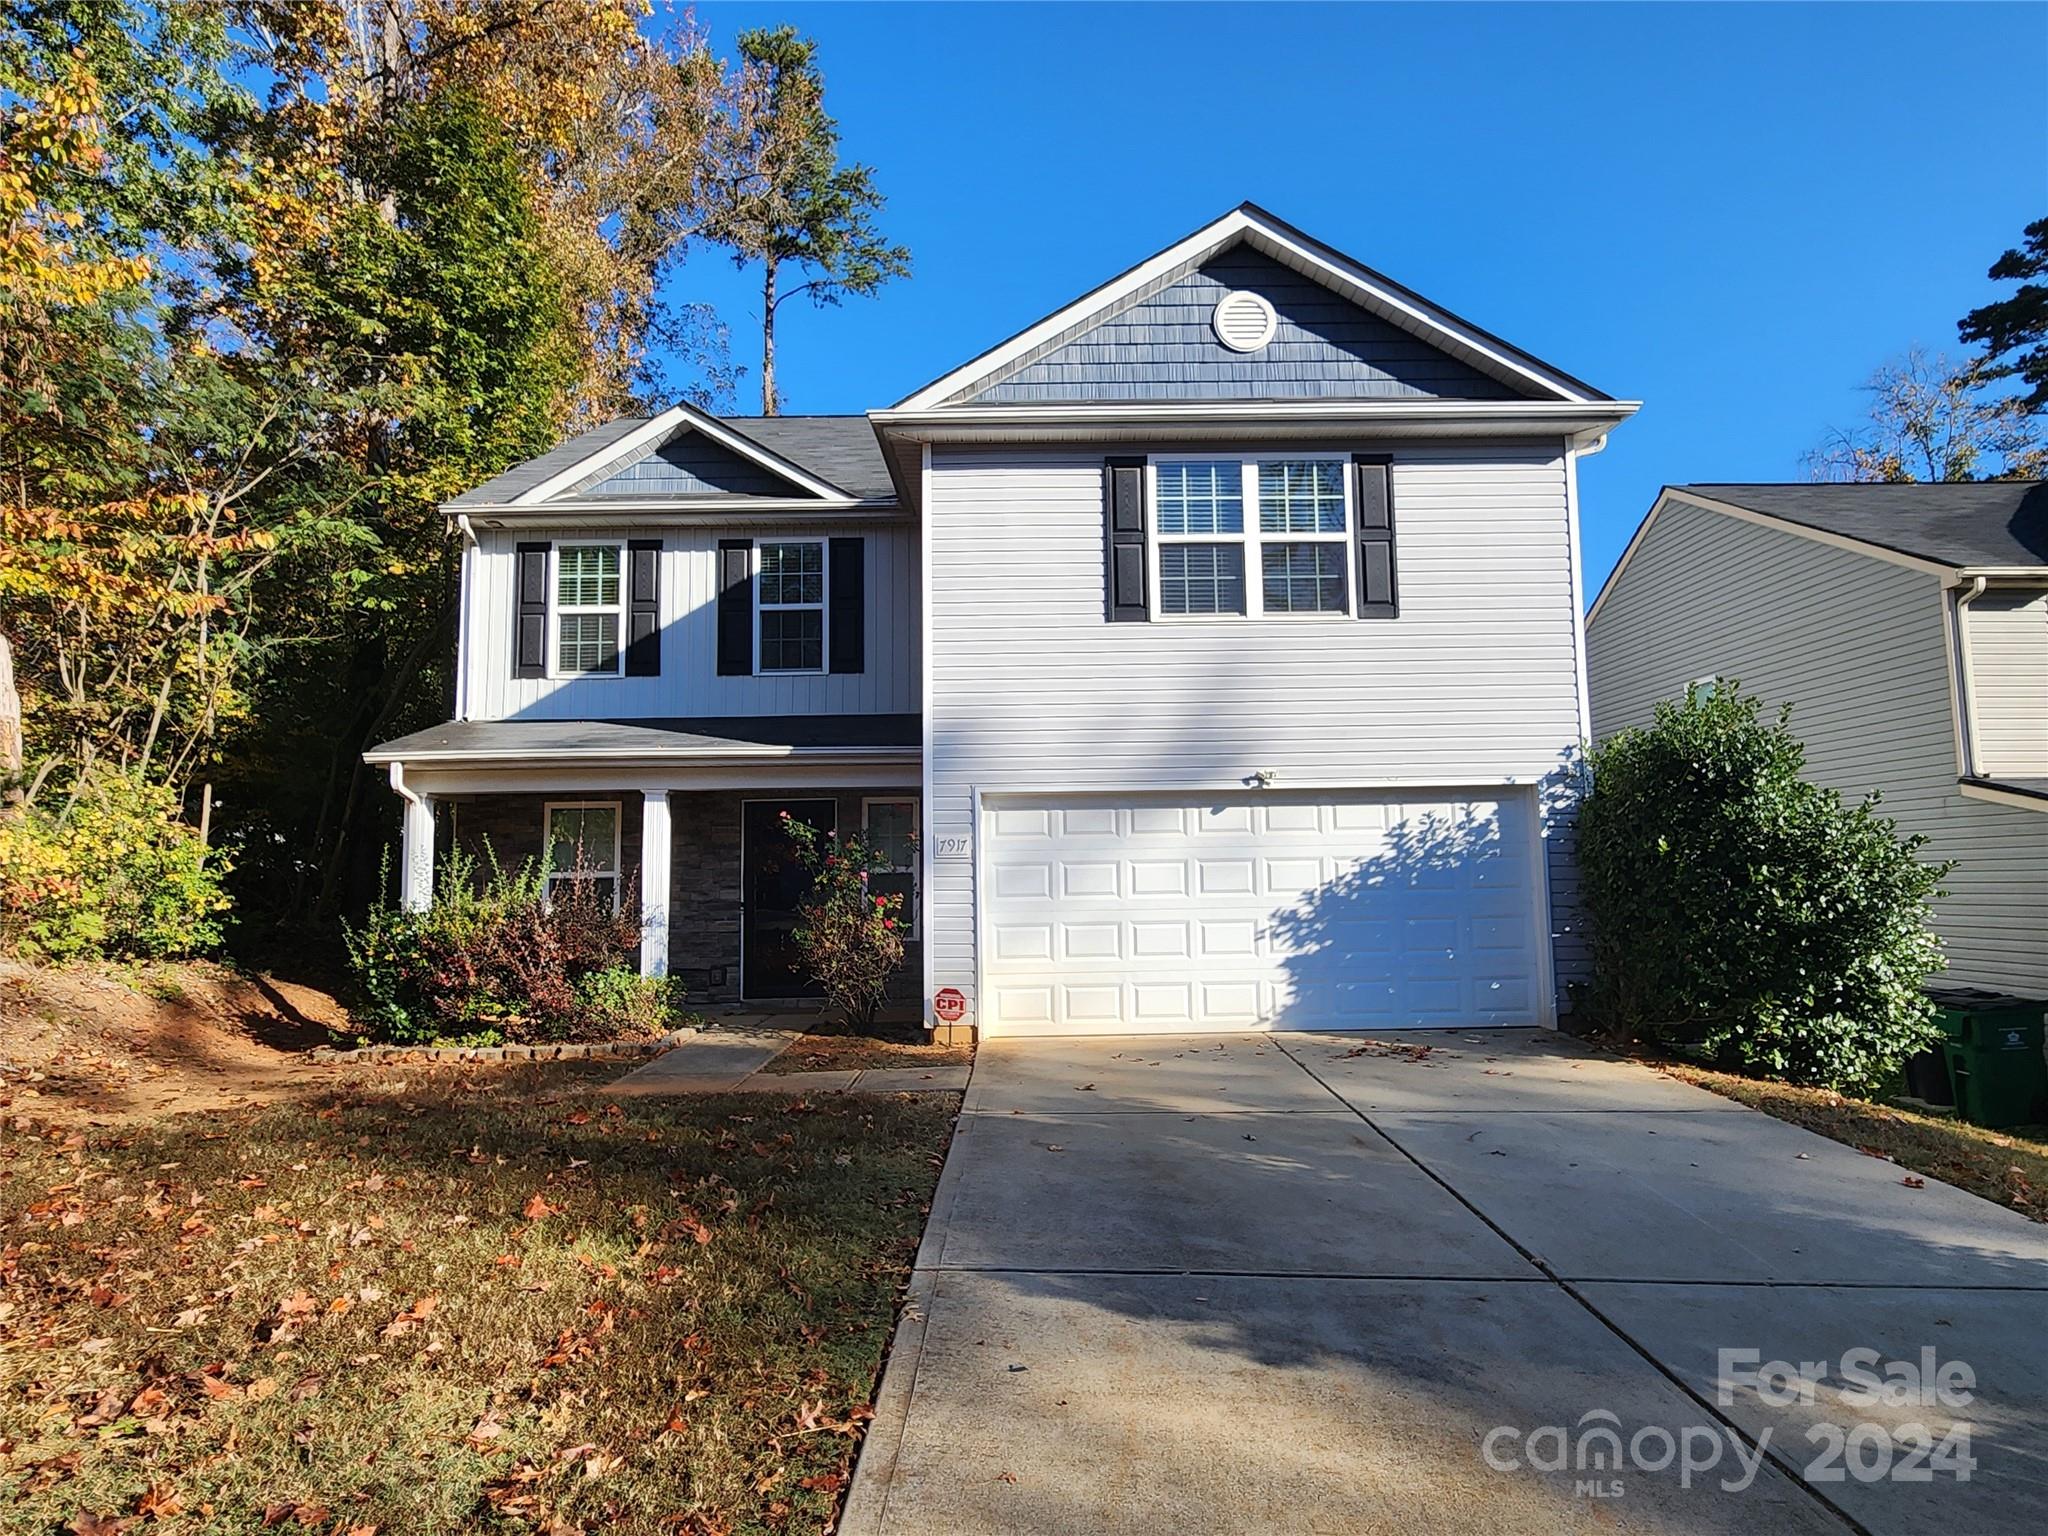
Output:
[
  {"xmin": 639, "ymin": 789, "xmax": 672, "ymax": 977},
  {"xmin": 396, "ymin": 772, "xmax": 436, "ymax": 913}
]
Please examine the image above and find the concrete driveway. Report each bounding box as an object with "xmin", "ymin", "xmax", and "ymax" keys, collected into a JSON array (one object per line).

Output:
[{"xmin": 841, "ymin": 1030, "xmax": 2048, "ymax": 1536}]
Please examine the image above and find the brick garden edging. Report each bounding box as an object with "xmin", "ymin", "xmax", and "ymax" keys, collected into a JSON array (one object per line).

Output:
[{"xmin": 310, "ymin": 1025, "xmax": 696, "ymax": 1065}]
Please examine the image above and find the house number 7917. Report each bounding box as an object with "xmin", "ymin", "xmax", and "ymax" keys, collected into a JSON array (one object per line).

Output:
[{"xmin": 930, "ymin": 836, "xmax": 971, "ymax": 859}]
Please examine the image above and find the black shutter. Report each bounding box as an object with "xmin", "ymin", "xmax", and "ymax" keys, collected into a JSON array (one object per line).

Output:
[
  {"xmin": 625, "ymin": 539, "xmax": 661, "ymax": 676},
  {"xmin": 514, "ymin": 542, "xmax": 549, "ymax": 677},
  {"xmin": 1353, "ymin": 455, "xmax": 1398, "ymax": 620},
  {"xmin": 1104, "ymin": 457, "xmax": 1148, "ymax": 622},
  {"xmin": 828, "ymin": 536, "xmax": 864, "ymax": 675},
  {"xmin": 716, "ymin": 539, "xmax": 753, "ymax": 675}
]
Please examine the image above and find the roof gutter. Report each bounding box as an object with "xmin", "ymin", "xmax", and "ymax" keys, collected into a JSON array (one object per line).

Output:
[
  {"xmin": 361, "ymin": 744, "xmax": 921, "ymax": 770},
  {"xmin": 871, "ymin": 399, "xmax": 1638, "ymax": 450}
]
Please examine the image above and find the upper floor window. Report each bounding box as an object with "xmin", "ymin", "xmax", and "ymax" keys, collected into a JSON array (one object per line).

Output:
[
  {"xmin": 757, "ymin": 539, "xmax": 825, "ymax": 673},
  {"xmin": 554, "ymin": 543, "xmax": 625, "ymax": 675},
  {"xmin": 1150, "ymin": 458, "xmax": 1353, "ymax": 618}
]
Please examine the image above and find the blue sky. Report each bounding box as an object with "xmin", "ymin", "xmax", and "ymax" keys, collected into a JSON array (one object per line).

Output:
[{"xmin": 676, "ymin": 1, "xmax": 2047, "ymax": 594}]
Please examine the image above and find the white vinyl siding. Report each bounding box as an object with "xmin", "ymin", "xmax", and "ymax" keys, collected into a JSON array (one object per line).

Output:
[
  {"xmin": 461, "ymin": 523, "xmax": 919, "ymax": 719},
  {"xmin": 1587, "ymin": 501, "xmax": 2048, "ymax": 996},
  {"xmin": 925, "ymin": 443, "xmax": 1586, "ymax": 1032},
  {"xmin": 1963, "ymin": 587, "xmax": 2048, "ymax": 778}
]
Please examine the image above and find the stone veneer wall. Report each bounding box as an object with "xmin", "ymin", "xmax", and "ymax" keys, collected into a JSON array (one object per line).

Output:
[{"xmin": 448, "ymin": 789, "xmax": 921, "ymax": 1007}]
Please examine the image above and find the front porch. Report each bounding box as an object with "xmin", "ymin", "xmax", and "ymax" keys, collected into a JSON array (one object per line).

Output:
[{"xmin": 364, "ymin": 716, "xmax": 922, "ymax": 1010}]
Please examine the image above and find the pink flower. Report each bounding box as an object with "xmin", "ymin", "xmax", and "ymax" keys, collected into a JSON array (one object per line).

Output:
[{"xmin": 884, "ymin": 918, "xmax": 896, "ymax": 930}]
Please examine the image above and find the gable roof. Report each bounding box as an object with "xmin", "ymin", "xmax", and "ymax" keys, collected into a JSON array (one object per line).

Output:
[
  {"xmin": 893, "ymin": 202, "xmax": 1614, "ymax": 411},
  {"xmin": 1676, "ymin": 483, "xmax": 2048, "ymax": 569},
  {"xmin": 445, "ymin": 406, "xmax": 896, "ymax": 512}
]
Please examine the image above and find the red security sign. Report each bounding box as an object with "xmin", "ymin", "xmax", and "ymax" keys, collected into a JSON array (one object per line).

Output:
[{"xmin": 932, "ymin": 987, "xmax": 966, "ymax": 1023}]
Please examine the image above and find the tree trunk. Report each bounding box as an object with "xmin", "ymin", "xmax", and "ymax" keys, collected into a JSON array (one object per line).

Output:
[
  {"xmin": 761, "ymin": 253, "xmax": 779, "ymax": 415},
  {"xmin": 0, "ymin": 632, "xmax": 21, "ymax": 821}
]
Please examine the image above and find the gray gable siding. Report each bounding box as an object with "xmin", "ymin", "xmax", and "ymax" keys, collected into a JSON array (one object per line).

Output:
[
  {"xmin": 967, "ymin": 247, "xmax": 1524, "ymax": 404},
  {"xmin": 580, "ymin": 431, "xmax": 793, "ymax": 498}
]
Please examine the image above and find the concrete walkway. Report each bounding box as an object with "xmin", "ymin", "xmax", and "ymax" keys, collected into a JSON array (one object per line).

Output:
[
  {"xmin": 602, "ymin": 1015, "xmax": 969, "ymax": 1096},
  {"xmin": 842, "ymin": 1030, "xmax": 2048, "ymax": 1536}
]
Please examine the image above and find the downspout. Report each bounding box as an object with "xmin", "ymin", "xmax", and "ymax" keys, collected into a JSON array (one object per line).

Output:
[
  {"xmin": 1952, "ymin": 576, "xmax": 1988, "ymax": 778},
  {"xmin": 452, "ymin": 514, "xmax": 480, "ymax": 721}
]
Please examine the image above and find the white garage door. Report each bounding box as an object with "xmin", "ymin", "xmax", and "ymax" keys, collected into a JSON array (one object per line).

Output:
[{"xmin": 980, "ymin": 788, "xmax": 1546, "ymax": 1036}]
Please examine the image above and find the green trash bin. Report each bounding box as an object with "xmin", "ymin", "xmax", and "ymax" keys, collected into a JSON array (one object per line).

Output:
[{"xmin": 1929, "ymin": 988, "xmax": 2048, "ymax": 1129}]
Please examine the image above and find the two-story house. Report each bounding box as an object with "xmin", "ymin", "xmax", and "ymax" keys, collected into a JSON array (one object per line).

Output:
[{"xmin": 365, "ymin": 205, "xmax": 1638, "ymax": 1037}]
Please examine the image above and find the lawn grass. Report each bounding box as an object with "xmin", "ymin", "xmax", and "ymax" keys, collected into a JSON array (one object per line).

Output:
[
  {"xmin": 757, "ymin": 1020, "xmax": 972, "ymax": 1077},
  {"xmin": 1657, "ymin": 1061, "xmax": 2047, "ymax": 1222},
  {"xmin": 1, "ymin": 1072, "xmax": 955, "ymax": 1533}
]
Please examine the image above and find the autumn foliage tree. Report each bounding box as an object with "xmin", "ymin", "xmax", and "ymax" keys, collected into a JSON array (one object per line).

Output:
[{"xmin": 1, "ymin": 1, "xmax": 908, "ymax": 953}]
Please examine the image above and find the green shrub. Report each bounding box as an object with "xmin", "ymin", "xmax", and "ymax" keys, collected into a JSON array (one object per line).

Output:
[
  {"xmin": 1577, "ymin": 684, "xmax": 1950, "ymax": 1093},
  {"xmin": 0, "ymin": 772, "xmax": 230, "ymax": 961},
  {"xmin": 573, "ymin": 965, "xmax": 688, "ymax": 1037},
  {"xmin": 781, "ymin": 814, "xmax": 907, "ymax": 1031},
  {"xmin": 343, "ymin": 846, "xmax": 665, "ymax": 1045}
]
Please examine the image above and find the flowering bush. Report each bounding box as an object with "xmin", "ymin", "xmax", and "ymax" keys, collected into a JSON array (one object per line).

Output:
[
  {"xmin": 781, "ymin": 813, "xmax": 907, "ymax": 1031},
  {"xmin": 0, "ymin": 771, "xmax": 230, "ymax": 961},
  {"xmin": 344, "ymin": 846, "xmax": 676, "ymax": 1045}
]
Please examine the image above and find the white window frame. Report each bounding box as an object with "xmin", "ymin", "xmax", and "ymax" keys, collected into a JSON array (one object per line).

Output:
[
  {"xmin": 1146, "ymin": 454, "xmax": 1354, "ymax": 622},
  {"xmin": 753, "ymin": 536, "xmax": 829, "ymax": 676},
  {"xmin": 861, "ymin": 796, "xmax": 920, "ymax": 939},
  {"xmin": 548, "ymin": 541, "xmax": 628, "ymax": 679},
  {"xmin": 541, "ymin": 799, "xmax": 623, "ymax": 912}
]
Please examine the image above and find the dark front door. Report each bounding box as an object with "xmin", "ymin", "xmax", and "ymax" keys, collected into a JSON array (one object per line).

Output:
[{"xmin": 742, "ymin": 798, "xmax": 837, "ymax": 999}]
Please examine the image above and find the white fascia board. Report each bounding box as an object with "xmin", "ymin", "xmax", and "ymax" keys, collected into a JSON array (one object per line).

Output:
[
  {"xmin": 1953, "ymin": 566, "xmax": 2048, "ymax": 582},
  {"xmin": 1587, "ymin": 488, "xmax": 1958, "ymax": 629},
  {"xmin": 1958, "ymin": 779, "xmax": 2048, "ymax": 813},
  {"xmin": 449, "ymin": 499, "xmax": 896, "ymax": 528},
  {"xmin": 892, "ymin": 206, "xmax": 1604, "ymax": 410},
  {"xmin": 872, "ymin": 399, "xmax": 1637, "ymax": 448},
  {"xmin": 508, "ymin": 402, "xmax": 852, "ymax": 506},
  {"xmin": 362, "ymin": 744, "xmax": 920, "ymax": 770}
]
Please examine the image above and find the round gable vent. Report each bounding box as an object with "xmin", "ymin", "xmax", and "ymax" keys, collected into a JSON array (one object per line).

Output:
[{"xmin": 1212, "ymin": 289, "xmax": 1277, "ymax": 352}]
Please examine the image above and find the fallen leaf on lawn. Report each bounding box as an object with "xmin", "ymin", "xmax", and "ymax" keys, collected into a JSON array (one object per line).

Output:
[
  {"xmin": 523, "ymin": 1192, "xmax": 558, "ymax": 1221},
  {"xmin": 67, "ymin": 1513, "xmax": 134, "ymax": 1535},
  {"xmin": 135, "ymin": 1484, "xmax": 181, "ymax": 1519},
  {"xmin": 995, "ymin": 1471, "xmax": 1018, "ymax": 1484},
  {"xmin": 276, "ymin": 1290, "xmax": 318, "ymax": 1318},
  {"xmin": 199, "ymin": 1376, "xmax": 240, "ymax": 1401},
  {"xmin": 380, "ymin": 1296, "xmax": 439, "ymax": 1339}
]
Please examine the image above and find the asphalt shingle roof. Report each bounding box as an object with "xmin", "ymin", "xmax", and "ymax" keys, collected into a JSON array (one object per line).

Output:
[
  {"xmin": 445, "ymin": 414, "xmax": 893, "ymax": 509},
  {"xmin": 1679, "ymin": 482, "xmax": 2048, "ymax": 569},
  {"xmin": 366, "ymin": 714, "xmax": 920, "ymax": 761}
]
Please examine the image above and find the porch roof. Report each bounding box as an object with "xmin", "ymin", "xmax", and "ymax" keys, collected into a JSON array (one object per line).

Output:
[{"xmin": 365, "ymin": 713, "xmax": 921, "ymax": 768}]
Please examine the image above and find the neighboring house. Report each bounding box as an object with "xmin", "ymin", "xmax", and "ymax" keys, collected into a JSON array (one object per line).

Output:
[
  {"xmin": 1586, "ymin": 483, "xmax": 2048, "ymax": 998},
  {"xmin": 366, "ymin": 204, "xmax": 1637, "ymax": 1036}
]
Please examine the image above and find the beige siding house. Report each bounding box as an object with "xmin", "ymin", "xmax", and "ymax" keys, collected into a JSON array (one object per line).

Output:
[
  {"xmin": 367, "ymin": 203, "xmax": 1640, "ymax": 1035},
  {"xmin": 1586, "ymin": 483, "xmax": 2048, "ymax": 997}
]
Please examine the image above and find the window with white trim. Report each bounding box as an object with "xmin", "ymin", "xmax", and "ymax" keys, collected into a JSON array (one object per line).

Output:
[
  {"xmin": 544, "ymin": 801, "xmax": 621, "ymax": 909},
  {"xmin": 553, "ymin": 543, "xmax": 625, "ymax": 675},
  {"xmin": 756, "ymin": 539, "xmax": 825, "ymax": 673},
  {"xmin": 1149, "ymin": 457, "xmax": 1352, "ymax": 618},
  {"xmin": 862, "ymin": 797, "xmax": 918, "ymax": 938}
]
